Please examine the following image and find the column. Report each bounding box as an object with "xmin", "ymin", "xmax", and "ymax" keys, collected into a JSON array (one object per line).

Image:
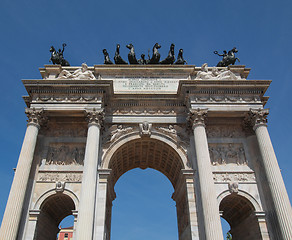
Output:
[
  {"xmin": 0, "ymin": 108, "xmax": 46, "ymax": 240},
  {"xmin": 249, "ymin": 108, "xmax": 292, "ymax": 239},
  {"xmin": 75, "ymin": 109, "xmax": 104, "ymax": 240},
  {"xmin": 188, "ymin": 109, "xmax": 224, "ymax": 240}
]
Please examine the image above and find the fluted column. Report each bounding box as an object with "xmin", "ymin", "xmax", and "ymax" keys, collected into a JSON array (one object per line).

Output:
[
  {"xmin": 0, "ymin": 108, "xmax": 46, "ymax": 240},
  {"xmin": 188, "ymin": 109, "xmax": 223, "ymax": 240},
  {"xmin": 248, "ymin": 108, "xmax": 292, "ymax": 239},
  {"xmin": 75, "ymin": 109, "xmax": 104, "ymax": 240}
]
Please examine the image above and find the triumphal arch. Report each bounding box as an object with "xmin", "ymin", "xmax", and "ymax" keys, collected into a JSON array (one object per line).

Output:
[{"xmin": 1, "ymin": 63, "xmax": 292, "ymax": 240}]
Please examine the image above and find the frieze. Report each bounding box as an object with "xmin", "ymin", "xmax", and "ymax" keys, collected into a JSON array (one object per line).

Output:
[
  {"xmin": 33, "ymin": 96, "xmax": 100, "ymax": 103},
  {"xmin": 46, "ymin": 143, "xmax": 85, "ymax": 165},
  {"xmin": 209, "ymin": 143, "xmax": 247, "ymax": 165},
  {"xmin": 37, "ymin": 172, "xmax": 82, "ymax": 182},
  {"xmin": 192, "ymin": 95, "xmax": 260, "ymax": 103},
  {"xmin": 111, "ymin": 109, "xmax": 185, "ymax": 115},
  {"xmin": 206, "ymin": 125, "xmax": 245, "ymax": 138},
  {"xmin": 213, "ymin": 172, "xmax": 256, "ymax": 183}
]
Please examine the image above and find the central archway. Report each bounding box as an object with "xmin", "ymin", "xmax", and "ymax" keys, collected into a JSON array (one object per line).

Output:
[{"xmin": 99, "ymin": 137, "xmax": 197, "ymax": 240}]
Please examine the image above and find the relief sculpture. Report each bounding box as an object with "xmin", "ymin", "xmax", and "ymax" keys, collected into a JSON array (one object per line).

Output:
[
  {"xmin": 38, "ymin": 172, "xmax": 82, "ymax": 182},
  {"xmin": 209, "ymin": 143, "xmax": 247, "ymax": 165},
  {"xmin": 46, "ymin": 143, "xmax": 85, "ymax": 165}
]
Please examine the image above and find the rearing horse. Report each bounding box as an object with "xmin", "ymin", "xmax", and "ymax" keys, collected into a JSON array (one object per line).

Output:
[
  {"xmin": 49, "ymin": 43, "xmax": 70, "ymax": 66},
  {"xmin": 215, "ymin": 47, "xmax": 240, "ymax": 67}
]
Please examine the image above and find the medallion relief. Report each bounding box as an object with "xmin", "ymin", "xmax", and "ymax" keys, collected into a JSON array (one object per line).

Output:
[
  {"xmin": 46, "ymin": 143, "xmax": 85, "ymax": 165},
  {"xmin": 209, "ymin": 143, "xmax": 247, "ymax": 165}
]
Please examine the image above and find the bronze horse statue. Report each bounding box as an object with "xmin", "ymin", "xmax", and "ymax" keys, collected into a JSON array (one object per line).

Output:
[
  {"xmin": 160, "ymin": 43, "xmax": 175, "ymax": 64},
  {"xmin": 175, "ymin": 49, "xmax": 187, "ymax": 65},
  {"xmin": 114, "ymin": 44, "xmax": 127, "ymax": 64},
  {"xmin": 126, "ymin": 43, "xmax": 139, "ymax": 64},
  {"xmin": 214, "ymin": 47, "xmax": 240, "ymax": 67},
  {"xmin": 149, "ymin": 43, "xmax": 161, "ymax": 64},
  {"xmin": 103, "ymin": 49, "xmax": 113, "ymax": 64},
  {"xmin": 49, "ymin": 43, "xmax": 70, "ymax": 66}
]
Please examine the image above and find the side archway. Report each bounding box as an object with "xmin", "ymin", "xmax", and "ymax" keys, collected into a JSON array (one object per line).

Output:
[
  {"xmin": 34, "ymin": 193, "xmax": 76, "ymax": 240},
  {"xmin": 219, "ymin": 193, "xmax": 263, "ymax": 239}
]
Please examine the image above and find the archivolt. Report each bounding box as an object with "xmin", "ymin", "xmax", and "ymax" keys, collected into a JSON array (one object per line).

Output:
[{"xmin": 102, "ymin": 132, "xmax": 189, "ymax": 188}]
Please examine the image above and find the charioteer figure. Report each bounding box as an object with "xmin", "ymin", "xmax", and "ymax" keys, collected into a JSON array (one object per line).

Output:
[{"xmin": 214, "ymin": 47, "xmax": 240, "ymax": 67}]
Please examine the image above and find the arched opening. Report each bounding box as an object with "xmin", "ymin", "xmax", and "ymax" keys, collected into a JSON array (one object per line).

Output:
[
  {"xmin": 220, "ymin": 194, "xmax": 262, "ymax": 240},
  {"xmin": 111, "ymin": 168, "xmax": 178, "ymax": 240},
  {"xmin": 35, "ymin": 194, "xmax": 75, "ymax": 240},
  {"xmin": 102, "ymin": 138, "xmax": 194, "ymax": 240}
]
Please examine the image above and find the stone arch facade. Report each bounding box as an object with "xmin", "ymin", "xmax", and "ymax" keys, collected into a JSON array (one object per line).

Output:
[{"xmin": 1, "ymin": 65, "xmax": 291, "ymax": 240}]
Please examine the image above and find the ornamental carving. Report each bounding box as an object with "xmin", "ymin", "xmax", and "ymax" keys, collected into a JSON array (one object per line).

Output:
[
  {"xmin": 247, "ymin": 108, "xmax": 269, "ymax": 129},
  {"xmin": 206, "ymin": 125, "xmax": 245, "ymax": 138},
  {"xmin": 209, "ymin": 143, "xmax": 247, "ymax": 165},
  {"xmin": 213, "ymin": 172, "xmax": 256, "ymax": 183},
  {"xmin": 37, "ymin": 172, "xmax": 82, "ymax": 182},
  {"xmin": 139, "ymin": 122, "xmax": 152, "ymax": 137},
  {"xmin": 188, "ymin": 108, "xmax": 208, "ymax": 128},
  {"xmin": 85, "ymin": 109, "xmax": 104, "ymax": 127},
  {"xmin": 192, "ymin": 95, "xmax": 260, "ymax": 103},
  {"xmin": 46, "ymin": 143, "xmax": 85, "ymax": 165},
  {"xmin": 25, "ymin": 108, "xmax": 47, "ymax": 127}
]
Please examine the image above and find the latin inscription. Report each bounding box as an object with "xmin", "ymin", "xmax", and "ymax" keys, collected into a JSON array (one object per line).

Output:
[{"xmin": 114, "ymin": 78, "xmax": 179, "ymax": 93}]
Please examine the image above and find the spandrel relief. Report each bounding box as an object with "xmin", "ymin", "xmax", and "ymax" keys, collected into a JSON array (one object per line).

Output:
[
  {"xmin": 103, "ymin": 124, "xmax": 134, "ymax": 145},
  {"xmin": 209, "ymin": 143, "xmax": 247, "ymax": 165},
  {"xmin": 46, "ymin": 143, "xmax": 85, "ymax": 165},
  {"xmin": 206, "ymin": 125, "xmax": 245, "ymax": 138}
]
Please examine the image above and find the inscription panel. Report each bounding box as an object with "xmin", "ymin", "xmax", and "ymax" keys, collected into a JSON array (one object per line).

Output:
[{"xmin": 113, "ymin": 78, "xmax": 179, "ymax": 93}]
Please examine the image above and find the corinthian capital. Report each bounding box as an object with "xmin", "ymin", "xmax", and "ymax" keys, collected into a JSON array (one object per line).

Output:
[
  {"xmin": 25, "ymin": 108, "xmax": 47, "ymax": 128},
  {"xmin": 246, "ymin": 108, "xmax": 269, "ymax": 130},
  {"xmin": 188, "ymin": 108, "xmax": 208, "ymax": 128},
  {"xmin": 85, "ymin": 108, "xmax": 104, "ymax": 128}
]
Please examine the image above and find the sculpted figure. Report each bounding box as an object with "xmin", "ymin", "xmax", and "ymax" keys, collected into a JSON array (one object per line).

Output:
[
  {"xmin": 228, "ymin": 182, "xmax": 239, "ymax": 194},
  {"xmin": 195, "ymin": 63, "xmax": 214, "ymax": 79},
  {"xmin": 175, "ymin": 49, "xmax": 187, "ymax": 65},
  {"xmin": 138, "ymin": 54, "xmax": 148, "ymax": 65},
  {"xmin": 109, "ymin": 125, "xmax": 133, "ymax": 142},
  {"xmin": 102, "ymin": 49, "xmax": 113, "ymax": 64},
  {"xmin": 58, "ymin": 63, "xmax": 96, "ymax": 80},
  {"xmin": 114, "ymin": 44, "xmax": 128, "ymax": 64},
  {"xmin": 149, "ymin": 43, "xmax": 161, "ymax": 64},
  {"xmin": 139, "ymin": 122, "xmax": 152, "ymax": 137},
  {"xmin": 49, "ymin": 43, "xmax": 70, "ymax": 66},
  {"xmin": 214, "ymin": 47, "xmax": 240, "ymax": 67},
  {"xmin": 126, "ymin": 43, "xmax": 139, "ymax": 64},
  {"xmin": 195, "ymin": 63, "xmax": 241, "ymax": 80},
  {"xmin": 160, "ymin": 43, "xmax": 175, "ymax": 64}
]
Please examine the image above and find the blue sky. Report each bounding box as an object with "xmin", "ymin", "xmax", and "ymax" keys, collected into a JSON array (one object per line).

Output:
[{"xmin": 0, "ymin": 0, "xmax": 291, "ymax": 239}]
